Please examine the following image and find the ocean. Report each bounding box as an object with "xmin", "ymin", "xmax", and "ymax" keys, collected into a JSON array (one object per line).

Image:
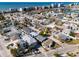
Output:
[{"xmin": 0, "ymin": 2, "xmax": 79, "ymax": 11}]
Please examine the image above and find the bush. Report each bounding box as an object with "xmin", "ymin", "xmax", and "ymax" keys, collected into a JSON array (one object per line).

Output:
[
  {"xmin": 67, "ymin": 52, "xmax": 76, "ymax": 57},
  {"xmin": 53, "ymin": 52, "xmax": 61, "ymax": 57},
  {"xmin": 40, "ymin": 27, "xmax": 50, "ymax": 36},
  {"xmin": 0, "ymin": 14, "xmax": 5, "ymax": 21},
  {"xmin": 69, "ymin": 32, "xmax": 75, "ymax": 37},
  {"xmin": 10, "ymin": 48, "xmax": 24, "ymax": 57},
  {"xmin": 10, "ymin": 48, "xmax": 17, "ymax": 57}
]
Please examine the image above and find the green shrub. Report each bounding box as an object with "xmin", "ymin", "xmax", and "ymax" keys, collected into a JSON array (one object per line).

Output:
[
  {"xmin": 67, "ymin": 52, "xmax": 76, "ymax": 57},
  {"xmin": 53, "ymin": 52, "xmax": 61, "ymax": 57},
  {"xmin": 69, "ymin": 32, "xmax": 75, "ymax": 37}
]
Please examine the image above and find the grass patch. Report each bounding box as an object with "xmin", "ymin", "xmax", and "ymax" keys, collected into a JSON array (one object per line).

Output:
[
  {"xmin": 53, "ymin": 44, "xmax": 60, "ymax": 49},
  {"xmin": 66, "ymin": 39, "xmax": 79, "ymax": 44},
  {"xmin": 53, "ymin": 52, "xmax": 61, "ymax": 57},
  {"xmin": 66, "ymin": 52, "xmax": 76, "ymax": 57}
]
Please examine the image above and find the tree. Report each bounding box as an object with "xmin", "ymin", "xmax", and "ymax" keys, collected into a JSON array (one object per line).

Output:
[
  {"xmin": 0, "ymin": 14, "xmax": 5, "ymax": 21},
  {"xmin": 40, "ymin": 27, "xmax": 49, "ymax": 36},
  {"xmin": 10, "ymin": 48, "xmax": 24, "ymax": 57},
  {"xmin": 69, "ymin": 32, "xmax": 75, "ymax": 37},
  {"xmin": 67, "ymin": 52, "xmax": 76, "ymax": 57},
  {"xmin": 53, "ymin": 52, "xmax": 61, "ymax": 57},
  {"xmin": 10, "ymin": 48, "xmax": 17, "ymax": 57}
]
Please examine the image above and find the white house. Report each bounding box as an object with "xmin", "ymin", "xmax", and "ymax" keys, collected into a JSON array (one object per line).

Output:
[
  {"xmin": 58, "ymin": 3, "xmax": 61, "ymax": 8},
  {"xmin": 51, "ymin": 4, "xmax": 54, "ymax": 8},
  {"xmin": 59, "ymin": 33, "xmax": 71, "ymax": 40},
  {"xmin": 19, "ymin": 8, "xmax": 23, "ymax": 11},
  {"xmin": 30, "ymin": 32, "xmax": 39, "ymax": 37},
  {"xmin": 72, "ymin": 17, "xmax": 79, "ymax": 22},
  {"xmin": 36, "ymin": 35, "xmax": 47, "ymax": 42},
  {"xmin": 22, "ymin": 34, "xmax": 37, "ymax": 45},
  {"xmin": 62, "ymin": 29, "xmax": 71, "ymax": 35},
  {"xmin": 63, "ymin": 22, "xmax": 78, "ymax": 33}
]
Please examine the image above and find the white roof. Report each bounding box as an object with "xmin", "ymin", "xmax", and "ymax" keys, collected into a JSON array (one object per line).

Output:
[
  {"xmin": 7, "ymin": 27, "xmax": 19, "ymax": 36},
  {"xmin": 30, "ymin": 32, "xmax": 39, "ymax": 37},
  {"xmin": 74, "ymin": 30, "xmax": 79, "ymax": 33},
  {"xmin": 22, "ymin": 34, "xmax": 37, "ymax": 45}
]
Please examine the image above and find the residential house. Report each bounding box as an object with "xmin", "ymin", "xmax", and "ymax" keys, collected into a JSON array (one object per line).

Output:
[
  {"xmin": 35, "ymin": 35, "xmax": 47, "ymax": 42},
  {"xmin": 22, "ymin": 34, "xmax": 37, "ymax": 46},
  {"xmin": 30, "ymin": 32, "xmax": 39, "ymax": 37},
  {"xmin": 42, "ymin": 39, "xmax": 55, "ymax": 51},
  {"xmin": 59, "ymin": 33, "xmax": 71, "ymax": 40}
]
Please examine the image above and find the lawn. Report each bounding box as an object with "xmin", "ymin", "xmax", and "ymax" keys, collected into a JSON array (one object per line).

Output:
[
  {"xmin": 66, "ymin": 39, "xmax": 79, "ymax": 44},
  {"xmin": 53, "ymin": 44, "xmax": 60, "ymax": 49},
  {"xmin": 66, "ymin": 52, "xmax": 76, "ymax": 57},
  {"xmin": 53, "ymin": 52, "xmax": 61, "ymax": 57}
]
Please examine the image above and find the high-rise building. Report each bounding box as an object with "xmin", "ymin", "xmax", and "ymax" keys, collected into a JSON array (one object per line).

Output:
[
  {"xmin": 19, "ymin": 8, "xmax": 23, "ymax": 11},
  {"xmin": 58, "ymin": 3, "xmax": 61, "ymax": 7},
  {"xmin": 51, "ymin": 4, "xmax": 54, "ymax": 8},
  {"xmin": 42, "ymin": 6, "xmax": 45, "ymax": 9},
  {"xmin": 35, "ymin": 6, "xmax": 38, "ymax": 10},
  {"xmin": 9, "ymin": 8, "xmax": 12, "ymax": 11}
]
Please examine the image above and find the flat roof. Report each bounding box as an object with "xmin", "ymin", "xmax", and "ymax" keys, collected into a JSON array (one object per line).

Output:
[{"xmin": 22, "ymin": 34, "xmax": 37, "ymax": 45}]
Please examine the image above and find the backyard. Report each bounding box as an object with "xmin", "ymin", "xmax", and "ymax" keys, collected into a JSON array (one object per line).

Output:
[{"xmin": 66, "ymin": 39, "xmax": 79, "ymax": 44}]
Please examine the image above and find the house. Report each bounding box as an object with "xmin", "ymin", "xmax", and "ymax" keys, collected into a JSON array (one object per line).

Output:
[
  {"xmin": 62, "ymin": 29, "xmax": 71, "ymax": 35},
  {"xmin": 41, "ymin": 19, "xmax": 51, "ymax": 25},
  {"xmin": 71, "ymin": 13, "xmax": 78, "ymax": 18},
  {"xmin": 74, "ymin": 31, "xmax": 79, "ymax": 38},
  {"xmin": 72, "ymin": 17, "xmax": 79, "ymax": 22},
  {"xmin": 35, "ymin": 35, "xmax": 47, "ymax": 42},
  {"xmin": 62, "ymin": 23, "xmax": 78, "ymax": 35},
  {"xmin": 66, "ymin": 13, "xmax": 71, "ymax": 18},
  {"xmin": 19, "ymin": 8, "xmax": 23, "ymax": 11},
  {"xmin": 18, "ymin": 39, "xmax": 29, "ymax": 49},
  {"xmin": 69, "ymin": 23, "xmax": 78, "ymax": 32},
  {"xmin": 59, "ymin": 33, "xmax": 71, "ymax": 40},
  {"xmin": 6, "ymin": 39, "xmax": 19, "ymax": 49},
  {"xmin": 7, "ymin": 43, "xmax": 18, "ymax": 49},
  {"xmin": 30, "ymin": 32, "xmax": 39, "ymax": 37},
  {"xmin": 22, "ymin": 34, "xmax": 37, "ymax": 46},
  {"xmin": 42, "ymin": 39, "xmax": 55, "ymax": 51}
]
